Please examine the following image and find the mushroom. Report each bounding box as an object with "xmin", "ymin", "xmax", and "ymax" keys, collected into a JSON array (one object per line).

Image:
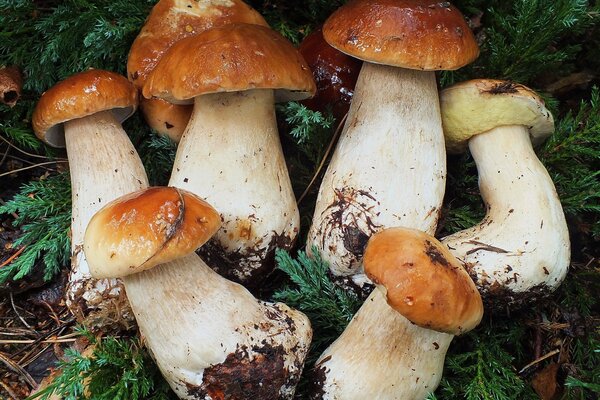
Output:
[
  {"xmin": 143, "ymin": 23, "xmax": 315, "ymax": 286},
  {"xmin": 309, "ymin": 227, "xmax": 483, "ymax": 399},
  {"xmin": 127, "ymin": 0, "xmax": 268, "ymax": 142},
  {"xmin": 32, "ymin": 69, "xmax": 147, "ymax": 328},
  {"xmin": 306, "ymin": 0, "xmax": 479, "ymax": 293},
  {"xmin": 440, "ymin": 79, "xmax": 570, "ymax": 307},
  {"xmin": 298, "ymin": 27, "xmax": 362, "ymax": 123},
  {"xmin": 84, "ymin": 187, "xmax": 312, "ymax": 399},
  {"xmin": 0, "ymin": 66, "xmax": 22, "ymax": 107}
]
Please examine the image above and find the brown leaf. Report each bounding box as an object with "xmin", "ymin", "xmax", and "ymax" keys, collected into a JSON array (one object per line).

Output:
[{"xmin": 531, "ymin": 362, "xmax": 564, "ymax": 400}]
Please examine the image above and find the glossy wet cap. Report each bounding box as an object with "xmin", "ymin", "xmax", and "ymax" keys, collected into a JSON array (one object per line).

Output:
[
  {"xmin": 127, "ymin": 0, "xmax": 268, "ymax": 89},
  {"xmin": 140, "ymin": 97, "xmax": 192, "ymax": 143},
  {"xmin": 32, "ymin": 70, "xmax": 138, "ymax": 148},
  {"xmin": 323, "ymin": 0, "xmax": 479, "ymax": 70},
  {"xmin": 84, "ymin": 187, "xmax": 221, "ymax": 279},
  {"xmin": 143, "ymin": 23, "xmax": 316, "ymax": 103},
  {"xmin": 441, "ymin": 79, "xmax": 555, "ymax": 153},
  {"xmin": 364, "ymin": 227, "xmax": 483, "ymax": 335},
  {"xmin": 299, "ymin": 27, "xmax": 362, "ymax": 122}
]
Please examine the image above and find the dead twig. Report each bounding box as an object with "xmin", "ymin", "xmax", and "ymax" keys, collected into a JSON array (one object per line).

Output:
[
  {"xmin": 519, "ymin": 349, "xmax": 561, "ymax": 374},
  {"xmin": 0, "ymin": 351, "xmax": 37, "ymax": 388}
]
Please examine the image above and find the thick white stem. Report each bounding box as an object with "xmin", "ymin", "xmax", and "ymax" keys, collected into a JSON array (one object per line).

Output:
[
  {"xmin": 306, "ymin": 63, "xmax": 446, "ymax": 286},
  {"xmin": 442, "ymin": 125, "xmax": 570, "ymax": 304},
  {"xmin": 312, "ymin": 289, "xmax": 452, "ymax": 399},
  {"xmin": 65, "ymin": 111, "xmax": 148, "ymax": 328},
  {"xmin": 169, "ymin": 90, "xmax": 299, "ymax": 284},
  {"xmin": 122, "ymin": 253, "xmax": 312, "ymax": 400}
]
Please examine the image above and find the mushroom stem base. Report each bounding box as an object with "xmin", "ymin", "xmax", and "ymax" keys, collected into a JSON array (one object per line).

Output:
[
  {"xmin": 65, "ymin": 111, "xmax": 148, "ymax": 330},
  {"xmin": 310, "ymin": 288, "xmax": 452, "ymax": 399}
]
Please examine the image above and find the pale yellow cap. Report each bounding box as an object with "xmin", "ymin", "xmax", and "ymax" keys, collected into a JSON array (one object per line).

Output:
[{"xmin": 440, "ymin": 79, "xmax": 554, "ymax": 153}]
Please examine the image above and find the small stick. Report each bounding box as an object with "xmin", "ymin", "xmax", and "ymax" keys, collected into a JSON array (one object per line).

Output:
[
  {"xmin": 297, "ymin": 113, "xmax": 347, "ymax": 205},
  {"xmin": 10, "ymin": 292, "xmax": 32, "ymax": 329},
  {"xmin": 0, "ymin": 160, "xmax": 68, "ymax": 178},
  {"xmin": 0, "ymin": 379, "xmax": 19, "ymax": 400},
  {"xmin": 0, "ymin": 247, "xmax": 26, "ymax": 268},
  {"xmin": 518, "ymin": 349, "xmax": 560, "ymax": 374},
  {"xmin": 0, "ymin": 351, "xmax": 37, "ymax": 388}
]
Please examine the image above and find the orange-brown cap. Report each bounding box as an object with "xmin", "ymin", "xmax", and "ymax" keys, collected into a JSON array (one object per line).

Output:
[
  {"xmin": 139, "ymin": 97, "xmax": 192, "ymax": 143},
  {"xmin": 127, "ymin": 0, "xmax": 268, "ymax": 90},
  {"xmin": 364, "ymin": 227, "xmax": 483, "ymax": 335},
  {"xmin": 84, "ymin": 186, "xmax": 221, "ymax": 279},
  {"xmin": 323, "ymin": 0, "xmax": 479, "ymax": 70},
  {"xmin": 143, "ymin": 23, "xmax": 316, "ymax": 103},
  {"xmin": 32, "ymin": 70, "xmax": 138, "ymax": 148}
]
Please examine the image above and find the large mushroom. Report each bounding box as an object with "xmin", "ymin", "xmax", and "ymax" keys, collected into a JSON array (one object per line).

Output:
[
  {"xmin": 84, "ymin": 187, "xmax": 312, "ymax": 399},
  {"xmin": 440, "ymin": 79, "xmax": 570, "ymax": 307},
  {"xmin": 143, "ymin": 23, "xmax": 315, "ymax": 286},
  {"xmin": 127, "ymin": 0, "xmax": 268, "ymax": 142},
  {"xmin": 32, "ymin": 69, "xmax": 147, "ymax": 328},
  {"xmin": 309, "ymin": 227, "xmax": 483, "ymax": 399},
  {"xmin": 306, "ymin": 0, "xmax": 479, "ymax": 292}
]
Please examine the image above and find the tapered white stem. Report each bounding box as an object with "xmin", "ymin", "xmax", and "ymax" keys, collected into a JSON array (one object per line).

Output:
[
  {"xmin": 311, "ymin": 289, "xmax": 452, "ymax": 399},
  {"xmin": 65, "ymin": 111, "xmax": 148, "ymax": 327},
  {"xmin": 123, "ymin": 253, "xmax": 312, "ymax": 400},
  {"xmin": 307, "ymin": 63, "xmax": 446, "ymax": 286},
  {"xmin": 169, "ymin": 89, "xmax": 299, "ymax": 284},
  {"xmin": 442, "ymin": 125, "xmax": 570, "ymax": 304}
]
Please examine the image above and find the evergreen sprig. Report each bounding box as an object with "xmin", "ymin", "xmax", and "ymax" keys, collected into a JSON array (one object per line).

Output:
[
  {"xmin": 539, "ymin": 86, "xmax": 600, "ymax": 236},
  {"xmin": 0, "ymin": 0, "xmax": 154, "ymax": 94},
  {"xmin": 433, "ymin": 323, "xmax": 537, "ymax": 400},
  {"xmin": 27, "ymin": 329, "xmax": 175, "ymax": 400},
  {"xmin": 272, "ymin": 248, "xmax": 361, "ymax": 351},
  {"xmin": 0, "ymin": 172, "xmax": 71, "ymax": 282},
  {"xmin": 442, "ymin": 0, "xmax": 598, "ymax": 87}
]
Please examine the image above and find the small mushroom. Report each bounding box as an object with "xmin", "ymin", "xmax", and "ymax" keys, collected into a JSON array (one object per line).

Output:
[
  {"xmin": 143, "ymin": 23, "xmax": 315, "ymax": 286},
  {"xmin": 298, "ymin": 27, "xmax": 362, "ymax": 122},
  {"xmin": 127, "ymin": 0, "xmax": 268, "ymax": 142},
  {"xmin": 32, "ymin": 69, "xmax": 147, "ymax": 328},
  {"xmin": 0, "ymin": 66, "xmax": 23, "ymax": 107},
  {"xmin": 440, "ymin": 79, "xmax": 570, "ymax": 307},
  {"xmin": 306, "ymin": 0, "xmax": 479, "ymax": 292},
  {"xmin": 309, "ymin": 227, "xmax": 483, "ymax": 399},
  {"xmin": 84, "ymin": 187, "xmax": 312, "ymax": 400}
]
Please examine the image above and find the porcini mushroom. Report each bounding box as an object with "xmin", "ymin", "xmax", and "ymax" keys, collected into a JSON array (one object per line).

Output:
[
  {"xmin": 309, "ymin": 227, "xmax": 483, "ymax": 399},
  {"xmin": 298, "ymin": 27, "xmax": 362, "ymax": 122},
  {"xmin": 127, "ymin": 0, "xmax": 268, "ymax": 142},
  {"xmin": 306, "ymin": 0, "xmax": 479, "ymax": 291},
  {"xmin": 0, "ymin": 66, "xmax": 22, "ymax": 107},
  {"xmin": 84, "ymin": 187, "xmax": 312, "ymax": 399},
  {"xmin": 440, "ymin": 79, "xmax": 570, "ymax": 307},
  {"xmin": 143, "ymin": 23, "xmax": 316, "ymax": 285},
  {"xmin": 32, "ymin": 69, "xmax": 147, "ymax": 328}
]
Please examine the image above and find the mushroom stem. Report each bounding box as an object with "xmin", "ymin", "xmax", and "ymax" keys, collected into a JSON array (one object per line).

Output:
[
  {"xmin": 65, "ymin": 111, "xmax": 148, "ymax": 327},
  {"xmin": 169, "ymin": 89, "xmax": 299, "ymax": 284},
  {"xmin": 442, "ymin": 125, "xmax": 570, "ymax": 302},
  {"xmin": 311, "ymin": 288, "xmax": 452, "ymax": 400},
  {"xmin": 307, "ymin": 62, "xmax": 446, "ymax": 285},
  {"xmin": 122, "ymin": 252, "xmax": 312, "ymax": 399}
]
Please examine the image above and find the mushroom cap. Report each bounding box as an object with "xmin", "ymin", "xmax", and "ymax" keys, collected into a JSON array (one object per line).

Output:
[
  {"xmin": 322, "ymin": 0, "xmax": 479, "ymax": 71},
  {"xmin": 32, "ymin": 69, "xmax": 138, "ymax": 148},
  {"xmin": 127, "ymin": 0, "xmax": 268, "ymax": 89},
  {"xmin": 364, "ymin": 227, "xmax": 483, "ymax": 335},
  {"xmin": 140, "ymin": 97, "xmax": 192, "ymax": 143},
  {"xmin": 84, "ymin": 187, "xmax": 221, "ymax": 279},
  {"xmin": 299, "ymin": 26, "xmax": 362, "ymax": 122},
  {"xmin": 440, "ymin": 79, "xmax": 555, "ymax": 153},
  {"xmin": 143, "ymin": 23, "xmax": 316, "ymax": 103}
]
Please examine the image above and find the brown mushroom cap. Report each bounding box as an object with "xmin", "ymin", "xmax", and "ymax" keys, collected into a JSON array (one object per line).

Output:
[
  {"xmin": 32, "ymin": 69, "xmax": 138, "ymax": 148},
  {"xmin": 364, "ymin": 227, "xmax": 483, "ymax": 335},
  {"xmin": 143, "ymin": 23, "xmax": 316, "ymax": 103},
  {"xmin": 139, "ymin": 97, "xmax": 193, "ymax": 143},
  {"xmin": 127, "ymin": 0, "xmax": 268, "ymax": 89},
  {"xmin": 441, "ymin": 79, "xmax": 555, "ymax": 153},
  {"xmin": 323, "ymin": 0, "xmax": 479, "ymax": 70},
  {"xmin": 84, "ymin": 187, "xmax": 221, "ymax": 279}
]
